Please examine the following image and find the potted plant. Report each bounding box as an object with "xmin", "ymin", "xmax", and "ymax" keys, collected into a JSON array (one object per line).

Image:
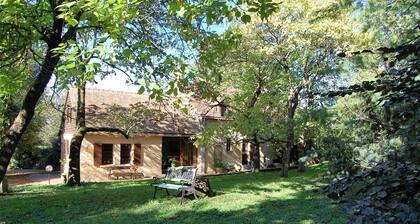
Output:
[{"xmin": 171, "ymin": 159, "xmax": 180, "ymax": 167}]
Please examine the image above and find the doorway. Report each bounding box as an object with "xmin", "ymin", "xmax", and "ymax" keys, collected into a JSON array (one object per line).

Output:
[{"xmin": 162, "ymin": 137, "xmax": 197, "ymax": 173}]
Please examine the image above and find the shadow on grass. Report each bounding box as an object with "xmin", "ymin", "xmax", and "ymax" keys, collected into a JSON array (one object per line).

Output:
[
  {"xmin": 116, "ymin": 194, "xmax": 344, "ymax": 224},
  {"xmin": 0, "ymin": 164, "xmax": 346, "ymax": 224}
]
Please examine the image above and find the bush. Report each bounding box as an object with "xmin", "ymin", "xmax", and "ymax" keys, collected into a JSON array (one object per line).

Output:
[
  {"xmin": 317, "ymin": 136, "xmax": 361, "ymax": 175},
  {"xmin": 326, "ymin": 160, "xmax": 420, "ymax": 223}
]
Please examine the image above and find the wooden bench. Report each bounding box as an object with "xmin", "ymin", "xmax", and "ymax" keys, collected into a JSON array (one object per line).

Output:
[
  {"xmin": 152, "ymin": 166, "xmax": 198, "ymax": 201},
  {"xmin": 106, "ymin": 165, "xmax": 144, "ymax": 180}
]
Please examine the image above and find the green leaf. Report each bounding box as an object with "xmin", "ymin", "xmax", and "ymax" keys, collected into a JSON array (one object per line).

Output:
[
  {"xmin": 122, "ymin": 49, "xmax": 131, "ymax": 58},
  {"xmin": 63, "ymin": 63, "xmax": 76, "ymax": 70},
  {"xmin": 248, "ymin": 7, "xmax": 259, "ymax": 13},
  {"xmin": 168, "ymin": 2, "xmax": 181, "ymax": 13},
  {"xmin": 235, "ymin": 10, "xmax": 241, "ymax": 18},
  {"xmin": 67, "ymin": 17, "xmax": 78, "ymax": 27},
  {"xmin": 138, "ymin": 86, "xmax": 145, "ymax": 94},
  {"xmin": 241, "ymin": 14, "xmax": 251, "ymax": 23}
]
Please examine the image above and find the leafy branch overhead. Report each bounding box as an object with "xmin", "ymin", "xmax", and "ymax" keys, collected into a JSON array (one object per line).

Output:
[{"xmin": 328, "ymin": 39, "xmax": 419, "ymax": 140}]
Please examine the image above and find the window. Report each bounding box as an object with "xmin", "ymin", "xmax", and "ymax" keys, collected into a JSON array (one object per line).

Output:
[
  {"xmin": 101, "ymin": 144, "xmax": 113, "ymax": 165},
  {"xmin": 120, "ymin": 144, "xmax": 131, "ymax": 164},
  {"xmin": 226, "ymin": 138, "xmax": 231, "ymax": 151}
]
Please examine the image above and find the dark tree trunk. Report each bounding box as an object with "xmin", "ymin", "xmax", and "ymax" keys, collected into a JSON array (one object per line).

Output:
[
  {"xmin": 281, "ymin": 85, "xmax": 300, "ymax": 177},
  {"xmin": 67, "ymin": 83, "xmax": 86, "ymax": 186},
  {"xmin": 0, "ymin": 2, "xmax": 79, "ymax": 183},
  {"xmin": 248, "ymin": 77, "xmax": 263, "ymax": 173},
  {"xmin": 281, "ymin": 105, "xmax": 295, "ymax": 177},
  {"xmin": 0, "ymin": 48, "xmax": 61, "ymax": 183},
  {"xmin": 67, "ymin": 130, "xmax": 85, "ymax": 186}
]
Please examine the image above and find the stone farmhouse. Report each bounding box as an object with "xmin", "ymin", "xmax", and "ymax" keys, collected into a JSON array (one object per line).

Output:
[{"xmin": 61, "ymin": 88, "xmax": 275, "ymax": 181}]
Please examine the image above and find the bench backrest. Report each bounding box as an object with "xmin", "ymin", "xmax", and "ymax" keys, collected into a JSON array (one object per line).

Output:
[{"xmin": 165, "ymin": 166, "xmax": 197, "ymax": 185}]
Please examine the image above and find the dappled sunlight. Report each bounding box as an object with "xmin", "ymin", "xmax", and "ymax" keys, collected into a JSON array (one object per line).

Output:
[{"xmin": 0, "ymin": 165, "xmax": 347, "ymax": 223}]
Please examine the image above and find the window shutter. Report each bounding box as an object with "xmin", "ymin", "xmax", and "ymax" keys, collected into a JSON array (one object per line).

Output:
[
  {"xmin": 94, "ymin": 144, "xmax": 102, "ymax": 167},
  {"xmin": 133, "ymin": 144, "xmax": 142, "ymax": 165}
]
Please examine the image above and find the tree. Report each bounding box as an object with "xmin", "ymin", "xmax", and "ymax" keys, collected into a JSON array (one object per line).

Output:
[
  {"xmin": 56, "ymin": 0, "xmax": 281, "ymax": 185},
  {"xmin": 195, "ymin": 28, "xmax": 289, "ymax": 172},
  {"xmin": 0, "ymin": 0, "xmax": 142, "ymax": 183},
  {"xmin": 196, "ymin": 0, "xmax": 369, "ymax": 176},
  {"xmin": 323, "ymin": 1, "xmax": 419, "ymax": 222},
  {"xmin": 0, "ymin": 0, "xmax": 282, "ymax": 183}
]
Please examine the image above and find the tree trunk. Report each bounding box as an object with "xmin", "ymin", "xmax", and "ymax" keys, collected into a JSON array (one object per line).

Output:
[
  {"xmin": 281, "ymin": 105, "xmax": 295, "ymax": 177},
  {"xmin": 301, "ymin": 83, "xmax": 314, "ymax": 155},
  {"xmin": 281, "ymin": 85, "xmax": 300, "ymax": 177},
  {"xmin": 67, "ymin": 130, "xmax": 85, "ymax": 186},
  {"xmin": 67, "ymin": 83, "xmax": 86, "ymax": 186},
  {"xmin": 0, "ymin": 3, "xmax": 78, "ymax": 183},
  {"xmin": 248, "ymin": 77, "xmax": 262, "ymax": 173},
  {"xmin": 0, "ymin": 48, "xmax": 61, "ymax": 183},
  {"xmin": 65, "ymin": 82, "xmax": 129, "ymax": 186},
  {"xmin": 252, "ymin": 139, "xmax": 260, "ymax": 172}
]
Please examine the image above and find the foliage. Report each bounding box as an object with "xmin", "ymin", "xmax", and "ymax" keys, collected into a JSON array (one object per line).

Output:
[
  {"xmin": 357, "ymin": 0, "xmax": 419, "ymax": 46},
  {"xmin": 323, "ymin": 0, "xmax": 419, "ymax": 170},
  {"xmin": 170, "ymin": 159, "xmax": 180, "ymax": 167},
  {"xmin": 321, "ymin": 1, "xmax": 420, "ymax": 223},
  {"xmin": 0, "ymin": 0, "xmax": 282, "ymax": 184},
  {"xmin": 0, "ymin": 164, "xmax": 348, "ymax": 224},
  {"xmin": 329, "ymin": 40, "xmax": 419, "ymax": 155},
  {"xmin": 9, "ymin": 139, "xmax": 61, "ymax": 170},
  {"xmin": 195, "ymin": 0, "xmax": 370, "ymax": 175},
  {"xmin": 316, "ymin": 93, "xmax": 407, "ymax": 174},
  {"xmin": 327, "ymin": 160, "xmax": 420, "ymax": 223},
  {"xmin": 2, "ymin": 90, "xmax": 61, "ymax": 170}
]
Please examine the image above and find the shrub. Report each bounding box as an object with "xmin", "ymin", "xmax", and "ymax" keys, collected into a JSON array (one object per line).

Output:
[{"xmin": 326, "ymin": 160, "xmax": 420, "ymax": 223}]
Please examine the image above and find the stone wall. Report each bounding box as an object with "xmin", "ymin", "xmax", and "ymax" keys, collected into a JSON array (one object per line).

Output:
[{"xmin": 79, "ymin": 133, "xmax": 162, "ymax": 181}]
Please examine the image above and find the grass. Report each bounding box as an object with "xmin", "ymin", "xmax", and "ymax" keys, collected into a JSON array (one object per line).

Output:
[{"xmin": 0, "ymin": 163, "xmax": 347, "ymax": 224}]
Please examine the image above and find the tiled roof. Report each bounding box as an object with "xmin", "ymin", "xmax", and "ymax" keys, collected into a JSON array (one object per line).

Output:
[{"xmin": 66, "ymin": 88, "xmax": 223, "ymax": 135}]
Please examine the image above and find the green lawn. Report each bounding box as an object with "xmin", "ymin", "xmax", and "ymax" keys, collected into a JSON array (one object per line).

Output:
[{"xmin": 0, "ymin": 164, "xmax": 347, "ymax": 224}]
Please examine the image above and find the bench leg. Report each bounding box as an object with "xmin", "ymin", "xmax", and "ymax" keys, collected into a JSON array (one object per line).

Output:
[
  {"xmin": 192, "ymin": 190, "xmax": 198, "ymax": 200},
  {"xmin": 181, "ymin": 189, "xmax": 185, "ymax": 204},
  {"xmin": 165, "ymin": 188, "xmax": 170, "ymax": 196},
  {"xmin": 153, "ymin": 187, "xmax": 158, "ymax": 199}
]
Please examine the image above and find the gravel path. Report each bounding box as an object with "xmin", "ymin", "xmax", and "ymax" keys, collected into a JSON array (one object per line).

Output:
[{"xmin": 7, "ymin": 171, "xmax": 61, "ymax": 186}]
